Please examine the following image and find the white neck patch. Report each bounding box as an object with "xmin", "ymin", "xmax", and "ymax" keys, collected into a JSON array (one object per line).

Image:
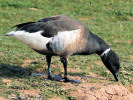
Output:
[{"xmin": 100, "ymin": 48, "xmax": 111, "ymax": 57}]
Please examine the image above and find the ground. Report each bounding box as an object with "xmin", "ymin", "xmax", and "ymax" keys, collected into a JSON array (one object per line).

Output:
[{"xmin": 1, "ymin": 66, "xmax": 133, "ymax": 100}]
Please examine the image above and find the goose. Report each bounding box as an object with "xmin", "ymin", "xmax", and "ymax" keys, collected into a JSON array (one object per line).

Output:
[{"xmin": 5, "ymin": 15, "xmax": 120, "ymax": 83}]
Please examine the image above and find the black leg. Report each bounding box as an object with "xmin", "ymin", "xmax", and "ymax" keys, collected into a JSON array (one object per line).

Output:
[
  {"xmin": 60, "ymin": 57, "xmax": 81, "ymax": 83},
  {"xmin": 60, "ymin": 57, "xmax": 68, "ymax": 79},
  {"xmin": 46, "ymin": 55, "xmax": 52, "ymax": 78},
  {"xmin": 46, "ymin": 55, "xmax": 62, "ymax": 81}
]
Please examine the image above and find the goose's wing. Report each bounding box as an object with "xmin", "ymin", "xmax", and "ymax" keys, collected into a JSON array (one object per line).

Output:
[
  {"xmin": 37, "ymin": 15, "xmax": 86, "ymax": 37},
  {"xmin": 12, "ymin": 15, "xmax": 86, "ymax": 38}
]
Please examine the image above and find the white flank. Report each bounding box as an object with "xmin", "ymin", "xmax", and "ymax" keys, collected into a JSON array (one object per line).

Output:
[
  {"xmin": 50, "ymin": 29, "xmax": 81, "ymax": 54},
  {"xmin": 6, "ymin": 30, "xmax": 52, "ymax": 50}
]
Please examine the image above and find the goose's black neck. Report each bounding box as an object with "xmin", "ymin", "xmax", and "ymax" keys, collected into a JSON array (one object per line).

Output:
[{"xmin": 87, "ymin": 32, "xmax": 110, "ymax": 56}]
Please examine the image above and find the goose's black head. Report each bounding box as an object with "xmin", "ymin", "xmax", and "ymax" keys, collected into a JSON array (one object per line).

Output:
[{"xmin": 101, "ymin": 49, "xmax": 120, "ymax": 81}]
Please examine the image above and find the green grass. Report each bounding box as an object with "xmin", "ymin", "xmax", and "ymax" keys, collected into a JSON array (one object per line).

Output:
[{"xmin": 0, "ymin": 0, "xmax": 133, "ymax": 99}]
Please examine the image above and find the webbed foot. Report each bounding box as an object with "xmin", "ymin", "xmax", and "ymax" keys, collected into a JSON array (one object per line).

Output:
[
  {"xmin": 48, "ymin": 74, "xmax": 62, "ymax": 81},
  {"xmin": 64, "ymin": 77, "xmax": 81, "ymax": 83}
]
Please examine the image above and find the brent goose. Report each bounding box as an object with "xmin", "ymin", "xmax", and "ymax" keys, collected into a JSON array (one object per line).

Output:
[{"xmin": 5, "ymin": 15, "xmax": 120, "ymax": 83}]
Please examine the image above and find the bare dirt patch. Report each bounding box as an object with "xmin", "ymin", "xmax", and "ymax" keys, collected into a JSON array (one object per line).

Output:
[
  {"xmin": 128, "ymin": 17, "xmax": 133, "ymax": 21},
  {"xmin": 19, "ymin": 89, "xmax": 40, "ymax": 98},
  {"xmin": 29, "ymin": 8, "xmax": 38, "ymax": 11},
  {"xmin": 48, "ymin": 97, "xmax": 62, "ymax": 100},
  {"xmin": 55, "ymin": 68, "xmax": 133, "ymax": 100},
  {"xmin": 21, "ymin": 60, "xmax": 34, "ymax": 67},
  {"xmin": 2, "ymin": 78, "xmax": 12, "ymax": 87},
  {"xmin": 9, "ymin": 89, "xmax": 41, "ymax": 100},
  {"xmin": 0, "ymin": 97, "xmax": 8, "ymax": 100},
  {"xmin": 114, "ymin": 40, "xmax": 133, "ymax": 44},
  {"xmin": 127, "ymin": 84, "xmax": 133, "ymax": 93},
  {"xmin": 129, "ymin": 55, "xmax": 133, "ymax": 59},
  {"xmin": 62, "ymin": 83, "xmax": 133, "ymax": 100},
  {"xmin": 80, "ymin": 17, "xmax": 90, "ymax": 20},
  {"xmin": 64, "ymin": 67, "xmax": 82, "ymax": 73}
]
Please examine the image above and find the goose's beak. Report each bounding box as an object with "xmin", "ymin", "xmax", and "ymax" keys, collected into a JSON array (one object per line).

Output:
[{"xmin": 113, "ymin": 72, "xmax": 119, "ymax": 81}]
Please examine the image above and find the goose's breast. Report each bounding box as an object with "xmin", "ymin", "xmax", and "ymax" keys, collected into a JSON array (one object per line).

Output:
[{"xmin": 49, "ymin": 29, "xmax": 86, "ymax": 56}]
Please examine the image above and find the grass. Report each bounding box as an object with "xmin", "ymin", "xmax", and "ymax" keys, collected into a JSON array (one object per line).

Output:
[{"xmin": 0, "ymin": 0, "xmax": 133, "ymax": 99}]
